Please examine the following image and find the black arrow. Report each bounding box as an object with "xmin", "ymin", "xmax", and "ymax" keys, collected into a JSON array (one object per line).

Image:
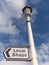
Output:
[{"xmin": 6, "ymin": 48, "xmax": 11, "ymax": 57}]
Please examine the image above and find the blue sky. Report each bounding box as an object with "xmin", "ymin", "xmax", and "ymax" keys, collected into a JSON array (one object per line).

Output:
[{"xmin": 0, "ymin": 0, "xmax": 49, "ymax": 65}]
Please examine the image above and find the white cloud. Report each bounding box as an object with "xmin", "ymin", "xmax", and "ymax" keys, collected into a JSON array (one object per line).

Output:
[
  {"xmin": 37, "ymin": 43, "xmax": 49, "ymax": 65},
  {"xmin": 9, "ymin": 37, "xmax": 27, "ymax": 46},
  {"xmin": 5, "ymin": 0, "xmax": 26, "ymax": 18},
  {"xmin": 31, "ymin": 8, "xmax": 38, "ymax": 23},
  {"xmin": 31, "ymin": 0, "xmax": 40, "ymax": 5},
  {"xmin": 0, "ymin": 60, "xmax": 31, "ymax": 65},
  {"xmin": 41, "ymin": 62, "xmax": 49, "ymax": 65},
  {"xmin": 0, "ymin": 0, "xmax": 26, "ymax": 35},
  {"xmin": 0, "ymin": 12, "xmax": 19, "ymax": 35},
  {"xmin": 5, "ymin": 0, "xmax": 26, "ymax": 8},
  {"xmin": 0, "ymin": 42, "xmax": 4, "ymax": 60}
]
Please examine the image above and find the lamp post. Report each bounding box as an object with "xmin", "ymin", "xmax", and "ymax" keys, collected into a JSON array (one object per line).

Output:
[{"xmin": 22, "ymin": 6, "xmax": 38, "ymax": 65}]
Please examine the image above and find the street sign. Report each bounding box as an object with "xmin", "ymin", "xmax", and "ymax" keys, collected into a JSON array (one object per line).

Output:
[{"xmin": 3, "ymin": 46, "xmax": 30, "ymax": 61}]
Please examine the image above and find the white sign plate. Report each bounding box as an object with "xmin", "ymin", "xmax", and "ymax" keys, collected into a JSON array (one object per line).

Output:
[{"xmin": 3, "ymin": 46, "xmax": 30, "ymax": 61}]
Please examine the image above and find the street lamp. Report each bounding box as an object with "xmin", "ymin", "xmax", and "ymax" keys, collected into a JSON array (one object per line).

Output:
[{"xmin": 22, "ymin": 6, "xmax": 38, "ymax": 65}]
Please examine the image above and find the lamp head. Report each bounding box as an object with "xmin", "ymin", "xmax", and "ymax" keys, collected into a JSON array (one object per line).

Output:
[{"xmin": 22, "ymin": 6, "xmax": 32, "ymax": 21}]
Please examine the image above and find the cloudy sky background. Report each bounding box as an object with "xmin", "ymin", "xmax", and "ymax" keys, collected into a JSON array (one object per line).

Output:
[{"xmin": 0, "ymin": 0, "xmax": 49, "ymax": 65}]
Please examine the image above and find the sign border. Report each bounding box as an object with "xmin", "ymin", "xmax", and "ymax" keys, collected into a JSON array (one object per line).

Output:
[{"xmin": 3, "ymin": 46, "xmax": 30, "ymax": 61}]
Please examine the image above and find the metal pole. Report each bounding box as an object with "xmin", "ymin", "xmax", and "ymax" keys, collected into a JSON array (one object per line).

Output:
[{"xmin": 27, "ymin": 21, "xmax": 38, "ymax": 65}]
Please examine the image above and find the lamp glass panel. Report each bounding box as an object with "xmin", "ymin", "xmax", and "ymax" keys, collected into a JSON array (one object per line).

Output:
[{"xmin": 24, "ymin": 8, "xmax": 31, "ymax": 15}]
